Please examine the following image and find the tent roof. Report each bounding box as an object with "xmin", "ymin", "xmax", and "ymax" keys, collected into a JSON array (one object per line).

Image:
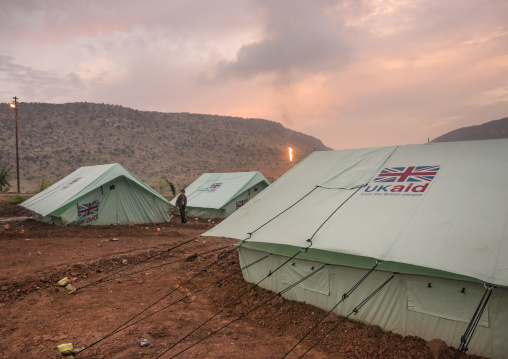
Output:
[
  {"xmin": 204, "ymin": 139, "xmax": 508, "ymax": 286},
  {"xmin": 170, "ymin": 172, "xmax": 269, "ymax": 210},
  {"xmin": 21, "ymin": 163, "xmax": 170, "ymax": 217}
]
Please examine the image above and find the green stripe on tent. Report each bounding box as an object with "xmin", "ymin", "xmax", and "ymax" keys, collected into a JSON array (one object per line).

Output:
[{"xmin": 239, "ymin": 241, "xmax": 487, "ymax": 285}]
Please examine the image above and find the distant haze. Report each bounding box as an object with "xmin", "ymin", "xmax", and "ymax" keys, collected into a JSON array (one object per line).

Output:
[{"xmin": 1, "ymin": 0, "xmax": 507, "ymax": 150}]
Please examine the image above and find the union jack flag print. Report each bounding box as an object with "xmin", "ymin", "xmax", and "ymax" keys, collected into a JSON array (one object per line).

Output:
[
  {"xmin": 206, "ymin": 183, "xmax": 223, "ymax": 192},
  {"xmin": 374, "ymin": 166, "xmax": 440, "ymax": 183},
  {"xmin": 236, "ymin": 199, "xmax": 248, "ymax": 210},
  {"xmin": 78, "ymin": 200, "xmax": 100, "ymax": 218}
]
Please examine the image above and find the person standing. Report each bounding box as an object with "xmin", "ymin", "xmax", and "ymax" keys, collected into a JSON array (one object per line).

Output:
[{"xmin": 176, "ymin": 189, "xmax": 188, "ymax": 223}]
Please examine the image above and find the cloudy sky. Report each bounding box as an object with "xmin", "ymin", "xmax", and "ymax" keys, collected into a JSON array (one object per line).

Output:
[{"xmin": 1, "ymin": 0, "xmax": 507, "ymax": 149}]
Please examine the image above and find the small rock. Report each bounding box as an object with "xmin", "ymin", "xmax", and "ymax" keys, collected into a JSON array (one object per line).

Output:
[
  {"xmin": 369, "ymin": 325, "xmax": 383, "ymax": 339},
  {"xmin": 100, "ymin": 239, "xmax": 109, "ymax": 243},
  {"xmin": 116, "ymin": 279, "xmax": 123, "ymax": 283},
  {"xmin": 122, "ymin": 259, "xmax": 128, "ymax": 265},
  {"xmin": 271, "ymin": 296, "xmax": 284, "ymax": 308},
  {"xmin": 140, "ymin": 338, "xmax": 150, "ymax": 347},
  {"xmin": 427, "ymin": 339, "xmax": 448, "ymax": 359},
  {"xmin": 111, "ymin": 238, "xmax": 119, "ymax": 241}
]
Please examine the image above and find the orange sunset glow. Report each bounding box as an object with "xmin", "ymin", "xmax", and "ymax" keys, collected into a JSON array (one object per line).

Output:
[{"xmin": 1, "ymin": 1, "xmax": 506, "ymax": 150}]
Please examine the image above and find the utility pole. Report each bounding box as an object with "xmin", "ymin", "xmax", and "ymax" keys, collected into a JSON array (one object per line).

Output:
[{"xmin": 9, "ymin": 97, "xmax": 20, "ymax": 193}]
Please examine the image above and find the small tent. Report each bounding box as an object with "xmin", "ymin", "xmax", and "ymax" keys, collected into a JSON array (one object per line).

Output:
[
  {"xmin": 203, "ymin": 139, "xmax": 508, "ymax": 358},
  {"xmin": 22, "ymin": 163, "xmax": 171, "ymax": 225},
  {"xmin": 170, "ymin": 172, "xmax": 270, "ymax": 218}
]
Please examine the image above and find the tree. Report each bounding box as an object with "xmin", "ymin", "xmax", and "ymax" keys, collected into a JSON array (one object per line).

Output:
[
  {"xmin": 163, "ymin": 177, "xmax": 176, "ymax": 197},
  {"xmin": 157, "ymin": 178, "xmax": 167, "ymax": 194},
  {"xmin": 0, "ymin": 164, "xmax": 12, "ymax": 193},
  {"xmin": 34, "ymin": 177, "xmax": 53, "ymax": 193}
]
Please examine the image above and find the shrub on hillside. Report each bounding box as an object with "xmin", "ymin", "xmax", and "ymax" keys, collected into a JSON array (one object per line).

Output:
[
  {"xmin": 34, "ymin": 177, "xmax": 53, "ymax": 193},
  {"xmin": 0, "ymin": 164, "xmax": 12, "ymax": 193},
  {"xmin": 10, "ymin": 195, "xmax": 26, "ymax": 204}
]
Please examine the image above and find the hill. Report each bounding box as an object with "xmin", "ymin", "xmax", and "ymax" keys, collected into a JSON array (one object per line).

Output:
[
  {"xmin": 432, "ymin": 116, "xmax": 508, "ymax": 143},
  {"xmin": 0, "ymin": 102, "xmax": 329, "ymax": 193}
]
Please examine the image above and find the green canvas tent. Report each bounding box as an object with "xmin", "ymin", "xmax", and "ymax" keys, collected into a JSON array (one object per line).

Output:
[
  {"xmin": 22, "ymin": 163, "xmax": 171, "ymax": 225},
  {"xmin": 204, "ymin": 139, "xmax": 508, "ymax": 358},
  {"xmin": 170, "ymin": 172, "xmax": 269, "ymax": 218}
]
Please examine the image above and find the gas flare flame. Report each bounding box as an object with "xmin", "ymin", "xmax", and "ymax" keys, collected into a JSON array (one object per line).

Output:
[{"xmin": 289, "ymin": 147, "xmax": 293, "ymax": 162}]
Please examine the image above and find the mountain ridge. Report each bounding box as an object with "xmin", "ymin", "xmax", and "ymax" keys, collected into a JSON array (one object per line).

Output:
[
  {"xmin": 0, "ymin": 102, "xmax": 329, "ymax": 193},
  {"xmin": 432, "ymin": 117, "xmax": 508, "ymax": 143}
]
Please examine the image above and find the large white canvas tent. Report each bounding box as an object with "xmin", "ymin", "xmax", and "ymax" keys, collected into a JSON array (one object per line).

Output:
[
  {"xmin": 170, "ymin": 171, "xmax": 270, "ymax": 218},
  {"xmin": 204, "ymin": 139, "xmax": 508, "ymax": 358},
  {"xmin": 22, "ymin": 163, "xmax": 171, "ymax": 225}
]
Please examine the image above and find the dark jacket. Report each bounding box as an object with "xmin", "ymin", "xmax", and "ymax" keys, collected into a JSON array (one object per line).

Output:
[{"xmin": 176, "ymin": 194, "xmax": 187, "ymax": 209}]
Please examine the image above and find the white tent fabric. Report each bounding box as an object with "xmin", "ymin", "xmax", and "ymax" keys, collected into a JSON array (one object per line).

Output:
[
  {"xmin": 21, "ymin": 163, "xmax": 171, "ymax": 225},
  {"xmin": 204, "ymin": 140, "xmax": 508, "ymax": 287},
  {"xmin": 203, "ymin": 139, "xmax": 508, "ymax": 358},
  {"xmin": 170, "ymin": 172, "xmax": 270, "ymax": 218},
  {"xmin": 238, "ymin": 247, "xmax": 505, "ymax": 358}
]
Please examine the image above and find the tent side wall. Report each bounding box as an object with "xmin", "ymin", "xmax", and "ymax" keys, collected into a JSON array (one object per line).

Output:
[
  {"xmin": 220, "ymin": 181, "xmax": 270, "ymax": 218},
  {"xmin": 186, "ymin": 180, "xmax": 270, "ymax": 219},
  {"xmin": 115, "ymin": 177, "xmax": 170, "ymax": 224},
  {"xmin": 185, "ymin": 207, "xmax": 226, "ymax": 219},
  {"xmin": 57, "ymin": 176, "xmax": 170, "ymax": 225},
  {"xmin": 238, "ymin": 247, "xmax": 508, "ymax": 358}
]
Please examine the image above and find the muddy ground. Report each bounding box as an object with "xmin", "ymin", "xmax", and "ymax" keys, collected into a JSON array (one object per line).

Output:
[{"xmin": 0, "ymin": 202, "xmax": 485, "ymax": 359}]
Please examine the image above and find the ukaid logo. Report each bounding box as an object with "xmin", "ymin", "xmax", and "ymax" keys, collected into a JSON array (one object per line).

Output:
[
  {"xmin": 77, "ymin": 200, "xmax": 100, "ymax": 224},
  {"xmin": 362, "ymin": 166, "xmax": 440, "ymax": 197},
  {"xmin": 235, "ymin": 199, "xmax": 248, "ymax": 210},
  {"xmin": 206, "ymin": 183, "xmax": 222, "ymax": 192},
  {"xmin": 62, "ymin": 177, "xmax": 82, "ymax": 190}
]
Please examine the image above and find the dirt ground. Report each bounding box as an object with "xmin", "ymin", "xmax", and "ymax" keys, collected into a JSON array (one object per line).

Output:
[{"xmin": 0, "ymin": 202, "xmax": 485, "ymax": 359}]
